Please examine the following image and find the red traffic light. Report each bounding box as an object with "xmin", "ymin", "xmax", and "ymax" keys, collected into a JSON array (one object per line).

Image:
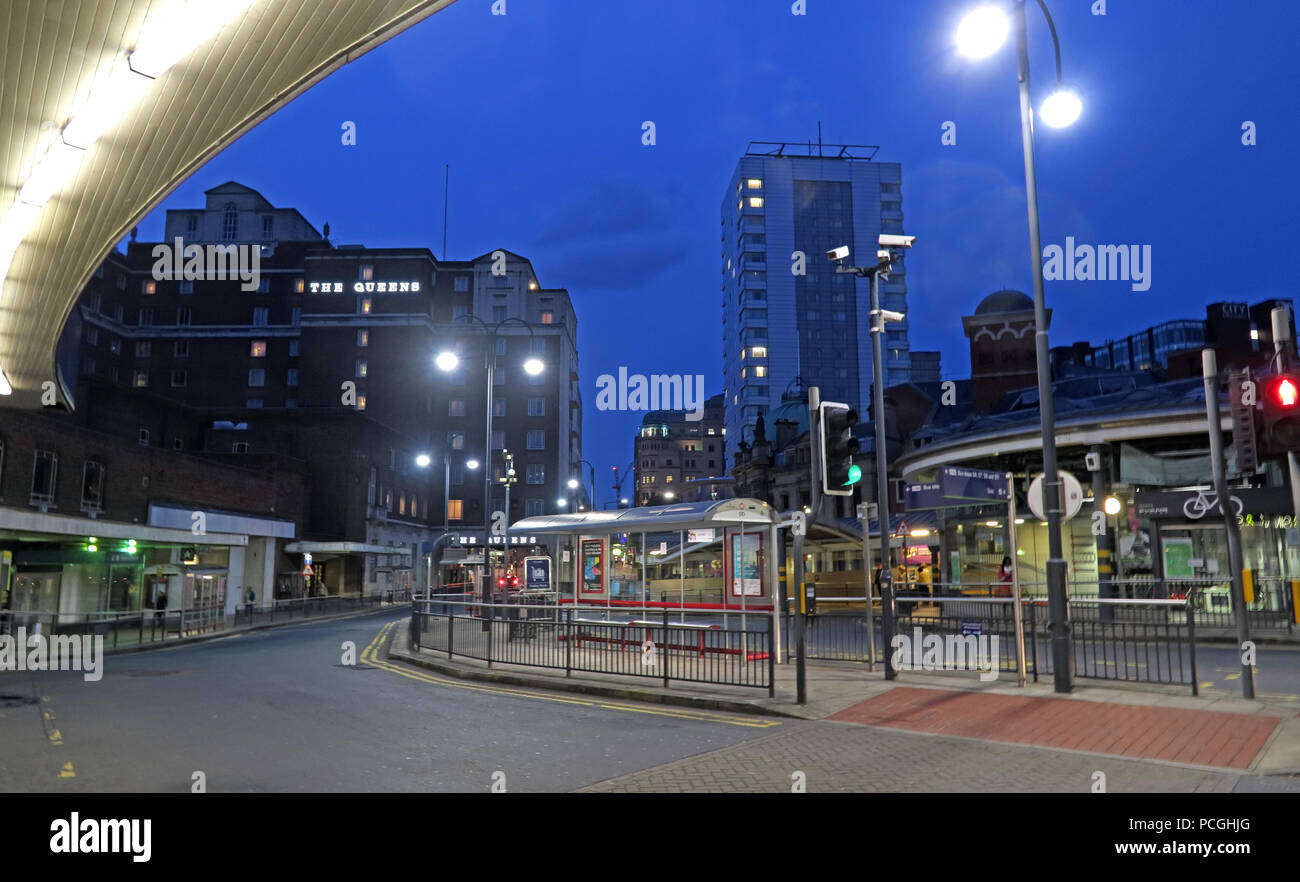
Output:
[{"xmin": 1273, "ymin": 376, "xmax": 1300, "ymax": 407}]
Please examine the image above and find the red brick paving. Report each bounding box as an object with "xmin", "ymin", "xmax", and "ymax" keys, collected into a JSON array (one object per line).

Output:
[{"xmin": 829, "ymin": 687, "xmax": 1285, "ymax": 770}]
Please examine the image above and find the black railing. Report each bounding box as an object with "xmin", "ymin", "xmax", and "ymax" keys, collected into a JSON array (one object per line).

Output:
[
  {"xmin": 0, "ymin": 592, "xmax": 397, "ymax": 650},
  {"xmin": 778, "ymin": 593, "xmax": 1201, "ymax": 692},
  {"xmin": 410, "ymin": 598, "xmax": 773, "ymax": 694}
]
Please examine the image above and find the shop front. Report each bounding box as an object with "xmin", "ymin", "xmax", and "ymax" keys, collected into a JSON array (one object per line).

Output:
[{"xmin": 1135, "ymin": 485, "xmax": 1299, "ymax": 612}]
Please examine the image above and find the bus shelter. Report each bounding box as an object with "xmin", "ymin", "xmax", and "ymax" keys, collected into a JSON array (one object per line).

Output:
[{"xmin": 507, "ymin": 499, "xmax": 779, "ymax": 638}]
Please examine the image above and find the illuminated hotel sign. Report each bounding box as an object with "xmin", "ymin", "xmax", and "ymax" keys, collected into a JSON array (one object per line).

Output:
[{"xmin": 308, "ymin": 280, "xmax": 422, "ymax": 294}]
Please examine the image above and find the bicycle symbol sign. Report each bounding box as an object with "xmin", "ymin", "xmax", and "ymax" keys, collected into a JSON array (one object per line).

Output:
[{"xmin": 1182, "ymin": 489, "xmax": 1244, "ymax": 520}]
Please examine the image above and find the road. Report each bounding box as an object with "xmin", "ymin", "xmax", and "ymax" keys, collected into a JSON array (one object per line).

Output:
[{"xmin": 0, "ymin": 609, "xmax": 1295, "ymax": 793}]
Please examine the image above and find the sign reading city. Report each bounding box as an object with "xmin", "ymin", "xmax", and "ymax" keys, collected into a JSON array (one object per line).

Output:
[{"xmin": 307, "ymin": 280, "xmax": 422, "ymax": 294}]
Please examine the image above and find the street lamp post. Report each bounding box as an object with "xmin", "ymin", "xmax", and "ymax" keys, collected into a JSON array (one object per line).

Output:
[
  {"xmin": 571, "ymin": 459, "xmax": 597, "ymax": 510},
  {"xmin": 435, "ymin": 316, "xmax": 544, "ymax": 606},
  {"xmin": 956, "ymin": 0, "xmax": 1083, "ymax": 693}
]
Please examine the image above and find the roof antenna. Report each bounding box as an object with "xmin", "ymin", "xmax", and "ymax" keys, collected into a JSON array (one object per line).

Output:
[{"xmin": 818, "ymin": 121, "xmax": 823, "ymax": 157}]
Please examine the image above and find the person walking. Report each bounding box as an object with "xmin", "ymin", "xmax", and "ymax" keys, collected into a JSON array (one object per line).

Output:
[{"xmin": 994, "ymin": 556, "xmax": 1014, "ymax": 598}]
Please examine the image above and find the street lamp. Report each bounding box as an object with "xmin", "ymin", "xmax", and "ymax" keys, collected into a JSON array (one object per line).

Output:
[
  {"xmin": 955, "ymin": 0, "xmax": 1082, "ymax": 693},
  {"xmin": 435, "ymin": 315, "xmax": 545, "ymax": 603},
  {"xmin": 829, "ymin": 237, "xmax": 913, "ymax": 681}
]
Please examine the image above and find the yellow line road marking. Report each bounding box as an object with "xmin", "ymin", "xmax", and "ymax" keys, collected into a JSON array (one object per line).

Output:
[
  {"xmin": 361, "ymin": 622, "xmax": 780, "ymax": 729},
  {"xmin": 58, "ymin": 762, "xmax": 75, "ymax": 779},
  {"xmin": 48, "ymin": 729, "xmax": 62, "ymax": 745}
]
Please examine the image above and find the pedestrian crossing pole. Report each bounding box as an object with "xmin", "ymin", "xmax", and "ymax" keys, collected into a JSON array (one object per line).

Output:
[{"xmin": 1203, "ymin": 348, "xmax": 1255, "ymax": 700}]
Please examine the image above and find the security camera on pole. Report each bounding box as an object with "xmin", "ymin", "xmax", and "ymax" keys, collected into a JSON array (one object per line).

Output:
[{"xmin": 827, "ymin": 235, "xmax": 914, "ymax": 680}]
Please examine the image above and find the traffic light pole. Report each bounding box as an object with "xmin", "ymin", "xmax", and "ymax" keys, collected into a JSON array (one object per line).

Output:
[
  {"xmin": 1270, "ymin": 307, "xmax": 1300, "ymax": 526},
  {"xmin": 1202, "ymin": 348, "xmax": 1256, "ymax": 700}
]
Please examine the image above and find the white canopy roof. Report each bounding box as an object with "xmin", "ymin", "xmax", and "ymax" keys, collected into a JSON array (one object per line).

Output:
[{"xmin": 508, "ymin": 499, "xmax": 775, "ymax": 534}]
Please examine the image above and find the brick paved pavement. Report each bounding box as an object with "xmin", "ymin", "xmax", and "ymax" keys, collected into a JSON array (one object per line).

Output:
[
  {"xmin": 579, "ymin": 720, "xmax": 1300, "ymax": 793},
  {"xmin": 829, "ymin": 687, "xmax": 1280, "ymax": 769}
]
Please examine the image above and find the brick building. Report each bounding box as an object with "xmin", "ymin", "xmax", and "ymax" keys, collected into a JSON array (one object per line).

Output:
[
  {"xmin": 633, "ymin": 394, "xmax": 728, "ymax": 505},
  {"xmin": 0, "ymin": 407, "xmax": 304, "ymax": 621},
  {"xmin": 49, "ymin": 181, "xmax": 582, "ymax": 598}
]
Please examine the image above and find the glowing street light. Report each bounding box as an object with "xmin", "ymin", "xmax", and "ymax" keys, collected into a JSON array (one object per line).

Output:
[
  {"xmin": 523, "ymin": 357, "xmax": 545, "ymax": 376},
  {"xmin": 434, "ymin": 351, "xmax": 459, "ymax": 372},
  {"xmin": 955, "ymin": 5, "xmax": 1009, "ymax": 58},
  {"xmin": 415, "ymin": 453, "xmax": 432, "ymax": 468},
  {"xmin": 1039, "ymin": 86, "xmax": 1083, "ymax": 128}
]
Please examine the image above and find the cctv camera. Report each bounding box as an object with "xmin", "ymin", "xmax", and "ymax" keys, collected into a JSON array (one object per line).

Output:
[
  {"xmin": 826, "ymin": 245, "xmax": 851, "ymax": 262},
  {"xmin": 878, "ymin": 234, "xmax": 916, "ymax": 249}
]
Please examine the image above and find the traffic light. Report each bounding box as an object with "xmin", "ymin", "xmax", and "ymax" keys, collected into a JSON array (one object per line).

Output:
[
  {"xmin": 818, "ymin": 401, "xmax": 861, "ymax": 497},
  {"xmin": 1257, "ymin": 373, "xmax": 1300, "ymax": 457}
]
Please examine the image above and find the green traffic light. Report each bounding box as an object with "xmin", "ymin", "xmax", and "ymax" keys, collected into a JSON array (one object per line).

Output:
[{"xmin": 844, "ymin": 463, "xmax": 862, "ymax": 486}]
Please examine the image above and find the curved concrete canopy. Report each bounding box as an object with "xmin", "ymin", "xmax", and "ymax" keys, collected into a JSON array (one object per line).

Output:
[{"xmin": 0, "ymin": 0, "xmax": 455, "ymax": 408}]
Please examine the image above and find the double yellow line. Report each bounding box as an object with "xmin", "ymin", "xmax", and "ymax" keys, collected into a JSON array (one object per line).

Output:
[{"xmin": 361, "ymin": 621, "xmax": 781, "ymax": 729}]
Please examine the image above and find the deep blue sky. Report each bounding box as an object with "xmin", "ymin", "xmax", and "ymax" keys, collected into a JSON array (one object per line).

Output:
[{"xmin": 132, "ymin": 0, "xmax": 1299, "ymax": 504}]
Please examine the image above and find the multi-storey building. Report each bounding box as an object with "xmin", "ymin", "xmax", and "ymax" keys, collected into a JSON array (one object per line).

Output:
[
  {"xmin": 720, "ymin": 140, "xmax": 910, "ymax": 464},
  {"xmin": 633, "ymin": 394, "xmax": 727, "ymax": 506},
  {"xmin": 61, "ymin": 182, "xmax": 581, "ymax": 595}
]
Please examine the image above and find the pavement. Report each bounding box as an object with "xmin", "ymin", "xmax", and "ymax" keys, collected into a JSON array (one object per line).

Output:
[{"xmin": 390, "ymin": 623, "xmax": 1300, "ymax": 780}]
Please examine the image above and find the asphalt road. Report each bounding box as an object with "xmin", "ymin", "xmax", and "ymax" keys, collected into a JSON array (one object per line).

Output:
[{"xmin": 0, "ymin": 609, "xmax": 775, "ymax": 793}]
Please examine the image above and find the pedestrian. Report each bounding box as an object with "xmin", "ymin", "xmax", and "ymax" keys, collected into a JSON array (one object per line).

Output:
[
  {"xmin": 154, "ymin": 587, "xmax": 167, "ymax": 623},
  {"xmin": 994, "ymin": 555, "xmax": 1014, "ymax": 597},
  {"xmin": 245, "ymin": 587, "xmax": 255, "ymax": 616}
]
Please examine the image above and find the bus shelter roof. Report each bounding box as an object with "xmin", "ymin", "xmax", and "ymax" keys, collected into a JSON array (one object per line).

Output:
[{"xmin": 507, "ymin": 498, "xmax": 776, "ymax": 535}]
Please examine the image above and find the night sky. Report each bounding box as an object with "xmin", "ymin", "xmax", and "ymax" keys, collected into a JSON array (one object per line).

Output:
[{"xmin": 127, "ymin": 0, "xmax": 1299, "ymax": 505}]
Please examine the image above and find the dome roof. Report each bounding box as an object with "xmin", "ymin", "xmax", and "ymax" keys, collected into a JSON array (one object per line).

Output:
[{"xmin": 974, "ymin": 289, "xmax": 1034, "ymax": 315}]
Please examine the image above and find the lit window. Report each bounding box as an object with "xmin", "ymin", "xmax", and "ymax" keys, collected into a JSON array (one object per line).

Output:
[
  {"xmin": 754, "ymin": 366, "xmax": 767, "ymax": 377},
  {"xmin": 357, "ymin": 395, "xmax": 367, "ymax": 411},
  {"xmin": 295, "ymin": 279, "xmax": 305, "ymax": 293},
  {"xmin": 447, "ymin": 499, "xmax": 464, "ymax": 521},
  {"xmin": 749, "ymin": 197, "xmax": 764, "ymax": 208},
  {"xmin": 356, "ymin": 360, "xmax": 368, "ymax": 378},
  {"xmin": 540, "ymin": 311, "xmax": 553, "ymax": 325},
  {"xmin": 746, "ymin": 178, "xmax": 763, "ymax": 189},
  {"xmin": 142, "ymin": 280, "xmax": 156, "ymax": 294},
  {"xmin": 251, "ymin": 341, "xmax": 267, "ymax": 357},
  {"xmin": 357, "ymin": 329, "xmax": 369, "ymax": 347},
  {"xmin": 360, "ymin": 265, "xmax": 374, "ymax": 281},
  {"xmin": 360, "ymin": 298, "xmax": 372, "ymax": 314},
  {"xmin": 133, "ymin": 370, "xmax": 149, "ymax": 388},
  {"xmin": 750, "ymin": 346, "xmax": 767, "ymax": 358}
]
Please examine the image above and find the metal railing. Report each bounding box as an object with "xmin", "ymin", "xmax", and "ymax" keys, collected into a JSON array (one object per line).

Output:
[
  {"xmin": 779, "ymin": 592, "xmax": 1201, "ymax": 692},
  {"xmin": 410, "ymin": 597, "xmax": 773, "ymax": 694},
  {"xmin": 0, "ymin": 592, "xmax": 400, "ymax": 651}
]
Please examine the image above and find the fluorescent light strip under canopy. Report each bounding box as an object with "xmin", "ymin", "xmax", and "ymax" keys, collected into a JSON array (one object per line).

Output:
[{"xmin": 0, "ymin": 0, "xmax": 257, "ymax": 337}]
